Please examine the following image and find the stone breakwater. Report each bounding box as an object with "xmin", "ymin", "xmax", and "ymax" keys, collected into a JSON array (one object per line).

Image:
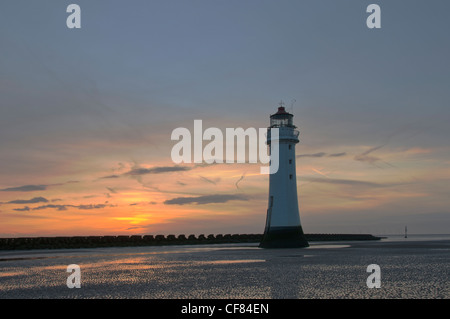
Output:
[{"xmin": 0, "ymin": 234, "xmax": 381, "ymax": 250}]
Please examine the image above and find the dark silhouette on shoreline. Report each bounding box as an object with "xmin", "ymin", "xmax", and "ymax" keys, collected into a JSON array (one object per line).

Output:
[{"xmin": 0, "ymin": 233, "xmax": 381, "ymax": 250}]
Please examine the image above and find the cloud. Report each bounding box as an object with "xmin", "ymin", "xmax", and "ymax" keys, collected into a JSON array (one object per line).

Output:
[
  {"xmin": 0, "ymin": 181, "xmax": 80, "ymax": 192},
  {"xmin": 311, "ymin": 168, "xmax": 330, "ymax": 178},
  {"xmin": 328, "ymin": 152, "xmax": 347, "ymax": 157},
  {"xmin": 124, "ymin": 166, "xmax": 191, "ymax": 176},
  {"xmin": 106, "ymin": 187, "xmax": 118, "ymax": 194},
  {"xmin": 32, "ymin": 204, "xmax": 69, "ymax": 211},
  {"xmin": 13, "ymin": 206, "xmax": 30, "ymax": 211},
  {"xmin": 235, "ymin": 172, "xmax": 246, "ymax": 189},
  {"xmin": 126, "ymin": 226, "xmax": 143, "ymax": 230},
  {"xmin": 164, "ymin": 194, "xmax": 247, "ymax": 205},
  {"xmin": 354, "ymin": 145, "xmax": 395, "ymax": 168},
  {"xmin": 303, "ymin": 177, "xmax": 383, "ymax": 188},
  {"xmin": 1, "ymin": 185, "xmax": 48, "ymax": 192},
  {"xmin": 297, "ymin": 152, "xmax": 347, "ymax": 158},
  {"xmin": 98, "ymin": 164, "xmax": 193, "ymax": 181},
  {"xmin": 31, "ymin": 203, "xmax": 109, "ymax": 211},
  {"xmin": 129, "ymin": 201, "xmax": 157, "ymax": 206},
  {"xmin": 297, "ymin": 152, "xmax": 327, "ymax": 158},
  {"xmin": 354, "ymin": 145, "xmax": 384, "ymax": 164},
  {"xmin": 199, "ymin": 176, "xmax": 220, "ymax": 185},
  {"xmin": 77, "ymin": 204, "xmax": 107, "ymax": 210},
  {"xmin": 100, "ymin": 175, "xmax": 120, "ymax": 179},
  {"xmin": 8, "ymin": 197, "xmax": 49, "ymax": 204}
]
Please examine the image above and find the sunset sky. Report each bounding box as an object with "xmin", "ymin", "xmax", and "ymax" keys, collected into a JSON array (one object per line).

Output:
[{"xmin": 1, "ymin": 0, "xmax": 450, "ymax": 237}]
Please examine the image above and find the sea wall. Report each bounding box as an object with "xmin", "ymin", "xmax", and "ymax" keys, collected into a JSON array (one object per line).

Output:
[{"xmin": 0, "ymin": 233, "xmax": 381, "ymax": 250}]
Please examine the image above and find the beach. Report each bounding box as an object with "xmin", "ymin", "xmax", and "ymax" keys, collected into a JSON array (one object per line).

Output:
[{"xmin": 0, "ymin": 236, "xmax": 449, "ymax": 299}]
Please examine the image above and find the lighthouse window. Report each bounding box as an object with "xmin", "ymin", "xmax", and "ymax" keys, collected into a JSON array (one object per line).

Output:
[
  {"xmin": 289, "ymin": 159, "xmax": 292, "ymax": 164},
  {"xmin": 289, "ymin": 174, "xmax": 293, "ymax": 180},
  {"xmin": 288, "ymin": 145, "xmax": 291, "ymax": 150}
]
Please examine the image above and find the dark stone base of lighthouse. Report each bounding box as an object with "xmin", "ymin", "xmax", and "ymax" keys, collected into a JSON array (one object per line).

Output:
[{"xmin": 259, "ymin": 226, "xmax": 309, "ymax": 248}]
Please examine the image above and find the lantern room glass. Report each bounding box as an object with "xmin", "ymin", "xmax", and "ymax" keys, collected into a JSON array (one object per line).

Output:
[{"xmin": 270, "ymin": 115, "xmax": 294, "ymax": 127}]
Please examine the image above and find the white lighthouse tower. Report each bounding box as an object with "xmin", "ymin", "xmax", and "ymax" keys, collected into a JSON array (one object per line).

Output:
[{"xmin": 259, "ymin": 104, "xmax": 309, "ymax": 248}]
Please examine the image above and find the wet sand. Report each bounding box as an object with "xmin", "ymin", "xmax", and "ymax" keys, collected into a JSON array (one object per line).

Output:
[{"xmin": 0, "ymin": 238, "xmax": 449, "ymax": 299}]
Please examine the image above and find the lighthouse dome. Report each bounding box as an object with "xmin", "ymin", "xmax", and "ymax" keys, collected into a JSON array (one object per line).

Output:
[{"xmin": 270, "ymin": 106, "xmax": 294, "ymax": 128}]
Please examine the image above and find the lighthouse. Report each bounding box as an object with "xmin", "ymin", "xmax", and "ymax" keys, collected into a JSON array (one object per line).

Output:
[{"xmin": 259, "ymin": 104, "xmax": 309, "ymax": 248}]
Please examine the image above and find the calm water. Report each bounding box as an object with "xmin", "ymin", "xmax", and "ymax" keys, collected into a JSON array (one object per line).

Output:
[
  {"xmin": 379, "ymin": 234, "xmax": 450, "ymax": 241},
  {"xmin": 0, "ymin": 236, "xmax": 449, "ymax": 299}
]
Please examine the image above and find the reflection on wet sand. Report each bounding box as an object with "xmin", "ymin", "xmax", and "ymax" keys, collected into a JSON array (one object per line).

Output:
[{"xmin": 0, "ymin": 240, "xmax": 449, "ymax": 298}]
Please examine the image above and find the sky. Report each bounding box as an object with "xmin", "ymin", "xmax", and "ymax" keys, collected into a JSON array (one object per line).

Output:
[{"xmin": 1, "ymin": 0, "xmax": 450, "ymax": 237}]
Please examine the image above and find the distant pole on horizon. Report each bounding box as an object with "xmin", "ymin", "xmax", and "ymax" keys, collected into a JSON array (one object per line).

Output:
[
  {"xmin": 405, "ymin": 226, "xmax": 408, "ymax": 238},
  {"xmin": 259, "ymin": 103, "xmax": 309, "ymax": 248}
]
